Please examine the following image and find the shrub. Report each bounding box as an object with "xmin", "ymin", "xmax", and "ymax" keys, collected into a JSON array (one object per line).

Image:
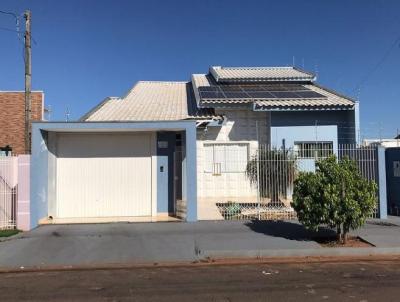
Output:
[
  {"xmin": 246, "ymin": 147, "xmax": 296, "ymax": 203},
  {"xmin": 291, "ymin": 155, "xmax": 377, "ymax": 243}
]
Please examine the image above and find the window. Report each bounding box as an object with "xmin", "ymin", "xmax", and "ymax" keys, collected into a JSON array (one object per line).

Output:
[
  {"xmin": 294, "ymin": 142, "xmax": 333, "ymax": 159},
  {"xmin": 0, "ymin": 145, "xmax": 12, "ymax": 156},
  {"xmin": 204, "ymin": 143, "xmax": 249, "ymax": 174}
]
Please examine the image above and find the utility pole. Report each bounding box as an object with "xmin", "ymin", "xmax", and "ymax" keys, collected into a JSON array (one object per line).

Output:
[{"xmin": 24, "ymin": 10, "xmax": 32, "ymax": 153}]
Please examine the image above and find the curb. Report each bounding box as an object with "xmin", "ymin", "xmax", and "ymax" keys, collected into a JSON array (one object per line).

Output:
[
  {"xmin": 1, "ymin": 248, "xmax": 400, "ymax": 274},
  {"xmin": 200, "ymin": 247, "xmax": 400, "ymax": 259}
]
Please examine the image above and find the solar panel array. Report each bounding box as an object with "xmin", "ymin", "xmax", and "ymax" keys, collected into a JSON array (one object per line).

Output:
[{"xmin": 198, "ymin": 84, "xmax": 326, "ymax": 100}]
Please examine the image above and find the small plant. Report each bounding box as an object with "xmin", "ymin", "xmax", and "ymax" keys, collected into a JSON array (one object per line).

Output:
[
  {"xmin": 224, "ymin": 201, "xmax": 241, "ymax": 219},
  {"xmin": 0, "ymin": 229, "xmax": 20, "ymax": 237},
  {"xmin": 246, "ymin": 147, "xmax": 296, "ymax": 203},
  {"xmin": 291, "ymin": 155, "xmax": 377, "ymax": 244}
]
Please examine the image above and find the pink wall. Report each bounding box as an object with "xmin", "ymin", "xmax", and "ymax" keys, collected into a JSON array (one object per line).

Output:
[{"xmin": 17, "ymin": 155, "xmax": 30, "ymax": 231}]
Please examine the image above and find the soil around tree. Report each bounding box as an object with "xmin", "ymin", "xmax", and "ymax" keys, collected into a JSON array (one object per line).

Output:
[{"xmin": 314, "ymin": 236, "xmax": 374, "ymax": 248}]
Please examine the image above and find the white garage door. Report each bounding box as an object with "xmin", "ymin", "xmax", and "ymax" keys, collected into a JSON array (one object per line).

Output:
[{"xmin": 56, "ymin": 133, "xmax": 152, "ymax": 219}]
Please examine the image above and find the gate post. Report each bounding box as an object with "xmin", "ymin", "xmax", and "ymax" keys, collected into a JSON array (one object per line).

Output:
[
  {"xmin": 377, "ymin": 146, "xmax": 387, "ymax": 219},
  {"xmin": 17, "ymin": 155, "xmax": 30, "ymax": 231}
]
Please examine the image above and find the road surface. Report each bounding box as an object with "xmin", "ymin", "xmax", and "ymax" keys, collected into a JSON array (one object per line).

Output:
[{"xmin": 0, "ymin": 261, "xmax": 399, "ymax": 301}]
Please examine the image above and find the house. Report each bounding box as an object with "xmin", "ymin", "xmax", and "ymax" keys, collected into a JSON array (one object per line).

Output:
[
  {"xmin": 363, "ymin": 138, "xmax": 400, "ymax": 148},
  {"xmin": 30, "ymin": 66, "xmax": 358, "ymax": 228},
  {"xmin": 0, "ymin": 91, "xmax": 45, "ymax": 154}
]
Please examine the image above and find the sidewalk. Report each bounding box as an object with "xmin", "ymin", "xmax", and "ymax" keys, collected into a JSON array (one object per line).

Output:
[{"xmin": 0, "ymin": 219, "xmax": 400, "ymax": 270}]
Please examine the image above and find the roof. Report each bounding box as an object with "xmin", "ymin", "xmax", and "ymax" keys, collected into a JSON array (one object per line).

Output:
[
  {"xmin": 210, "ymin": 66, "xmax": 315, "ymax": 82},
  {"xmin": 253, "ymin": 84, "xmax": 355, "ymax": 110},
  {"xmin": 192, "ymin": 73, "xmax": 355, "ymax": 110},
  {"xmin": 82, "ymin": 81, "xmax": 214, "ymax": 121}
]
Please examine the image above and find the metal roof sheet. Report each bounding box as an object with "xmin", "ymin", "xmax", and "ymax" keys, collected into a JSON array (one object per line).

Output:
[
  {"xmin": 210, "ymin": 66, "xmax": 315, "ymax": 82},
  {"xmin": 83, "ymin": 81, "xmax": 214, "ymax": 121}
]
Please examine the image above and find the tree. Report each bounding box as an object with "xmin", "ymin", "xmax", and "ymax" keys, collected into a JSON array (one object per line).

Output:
[
  {"xmin": 291, "ymin": 155, "xmax": 377, "ymax": 243},
  {"xmin": 246, "ymin": 147, "xmax": 296, "ymax": 204}
]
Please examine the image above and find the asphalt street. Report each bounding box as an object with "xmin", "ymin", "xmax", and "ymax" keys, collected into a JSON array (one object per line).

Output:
[{"xmin": 0, "ymin": 260, "xmax": 399, "ymax": 301}]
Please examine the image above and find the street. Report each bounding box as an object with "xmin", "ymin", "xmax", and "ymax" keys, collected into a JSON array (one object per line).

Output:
[{"xmin": 0, "ymin": 260, "xmax": 399, "ymax": 301}]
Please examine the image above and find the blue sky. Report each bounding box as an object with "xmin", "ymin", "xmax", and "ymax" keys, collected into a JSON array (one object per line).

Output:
[{"xmin": 0, "ymin": 0, "xmax": 399, "ymax": 139}]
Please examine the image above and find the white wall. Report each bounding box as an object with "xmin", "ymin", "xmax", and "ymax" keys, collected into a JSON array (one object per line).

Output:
[{"xmin": 196, "ymin": 109, "xmax": 269, "ymax": 220}]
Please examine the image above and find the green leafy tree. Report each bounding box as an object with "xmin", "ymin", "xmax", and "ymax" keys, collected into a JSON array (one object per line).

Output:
[
  {"xmin": 246, "ymin": 148, "xmax": 296, "ymax": 203},
  {"xmin": 291, "ymin": 155, "xmax": 377, "ymax": 243}
]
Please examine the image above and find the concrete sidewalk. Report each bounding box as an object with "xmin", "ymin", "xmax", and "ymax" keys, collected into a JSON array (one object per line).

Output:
[{"xmin": 0, "ymin": 220, "xmax": 400, "ymax": 270}]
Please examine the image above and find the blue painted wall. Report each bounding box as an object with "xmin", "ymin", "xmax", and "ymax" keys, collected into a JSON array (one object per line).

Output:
[
  {"xmin": 156, "ymin": 132, "xmax": 178, "ymax": 213},
  {"xmin": 386, "ymin": 147, "xmax": 400, "ymax": 216},
  {"xmin": 270, "ymin": 110, "xmax": 356, "ymax": 144}
]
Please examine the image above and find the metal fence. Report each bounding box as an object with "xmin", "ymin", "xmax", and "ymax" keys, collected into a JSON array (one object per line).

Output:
[
  {"xmin": 199, "ymin": 143, "xmax": 378, "ymax": 221},
  {"xmin": 0, "ymin": 155, "xmax": 18, "ymax": 229}
]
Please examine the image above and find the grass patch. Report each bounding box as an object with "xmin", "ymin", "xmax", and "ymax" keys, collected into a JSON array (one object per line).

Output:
[{"xmin": 0, "ymin": 229, "xmax": 20, "ymax": 238}]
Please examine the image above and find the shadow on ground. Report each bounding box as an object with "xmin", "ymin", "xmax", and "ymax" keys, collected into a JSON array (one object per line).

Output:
[{"xmin": 245, "ymin": 220, "xmax": 336, "ymax": 241}]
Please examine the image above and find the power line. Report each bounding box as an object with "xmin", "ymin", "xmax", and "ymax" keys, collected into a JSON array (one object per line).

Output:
[
  {"xmin": 0, "ymin": 9, "xmax": 18, "ymax": 18},
  {"xmin": 352, "ymin": 34, "xmax": 400, "ymax": 93},
  {"xmin": 0, "ymin": 26, "xmax": 21, "ymax": 33}
]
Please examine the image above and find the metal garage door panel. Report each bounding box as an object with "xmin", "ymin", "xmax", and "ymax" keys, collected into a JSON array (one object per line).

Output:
[{"xmin": 56, "ymin": 133, "xmax": 152, "ymax": 218}]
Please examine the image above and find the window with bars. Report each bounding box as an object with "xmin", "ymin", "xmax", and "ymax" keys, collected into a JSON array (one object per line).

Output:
[
  {"xmin": 203, "ymin": 143, "xmax": 249, "ymax": 174},
  {"xmin": 294, "ymin": 141, "xmax": 333, "ymax": 159}
]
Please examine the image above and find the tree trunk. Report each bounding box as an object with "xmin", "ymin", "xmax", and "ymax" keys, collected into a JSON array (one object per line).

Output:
[
  {"xmin": 336, "ymin": 225, "xmax": 342, "ymax": 243},
  {"xmin": 343, "ymin": 231, "xmax": 348, "ymax": 244},
  {"xmin": 343, "ymin": 224, "xmax": 349, "ymax": 244}
]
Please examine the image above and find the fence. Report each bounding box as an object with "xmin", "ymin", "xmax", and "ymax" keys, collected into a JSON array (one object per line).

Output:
[
  {"xmin": 0, "ymin": 155, "xmax": 18, "ymax": 229},
  {"xmin": 198, "ymin": 144, "xmax": 378, "ymax": 221},
  {"xmin": 0, "ymin": 154, "xmax": 30, "ymax": 230}
]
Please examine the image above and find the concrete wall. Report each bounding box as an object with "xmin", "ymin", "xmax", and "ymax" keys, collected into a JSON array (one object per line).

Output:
[{"xmin": 196, "ymin": 109, "xmax": 269, "ymax": 220}]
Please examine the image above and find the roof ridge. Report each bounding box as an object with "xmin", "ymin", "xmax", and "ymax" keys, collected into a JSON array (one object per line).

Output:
[
  {"xmin": 137, "ymin": 80, "xmax": 188, "ymax": 84},
  {"xmin": 216, "ymin": 66, "xmax": 296, "ymax": 70}
]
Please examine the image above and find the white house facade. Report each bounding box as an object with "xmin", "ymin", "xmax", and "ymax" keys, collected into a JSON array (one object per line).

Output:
[{"xmin": 30, "ymin": 66, "xmax": 359, "ymax": 227}]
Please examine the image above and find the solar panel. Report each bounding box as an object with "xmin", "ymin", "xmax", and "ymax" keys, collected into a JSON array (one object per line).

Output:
[
  {"xmin": 279, "ymin": 84, "xmax": 307, "ymax": 91},
  {"xmin": 199, "ymin": 91, "xmax": 225, "ymax": 99},
  {"xmin": 269, "ymin": 91, "xmax": 300, "ymax": 99},
  {"xmin": 294, "ymin": 91, "xmax": 325, "ymax": 98},
  {"xmin": 238, "ymin": 85, "xmax": 265, "ymax": 91},
  {"xmin": 223, "ymin": 92, "xmax": 251, "ymax": 98},
  {"xmin": 219, "ymin": 86, "xmax": 244, "ymax": 92},
  {"xmin": 197, "ymin": 84, "xmax": 326, "ymax": 100},
  {"xmin": 198, "ymin": 86, "xmax": 221, "ymax": 92},
  {"xmin": 246, "ymin": 91, "xmax": 275, "ymax": 98}
]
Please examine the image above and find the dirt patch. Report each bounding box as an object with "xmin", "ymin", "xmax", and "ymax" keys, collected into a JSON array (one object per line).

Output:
[{"xmin": 315, "ymin": 236, "xmax": 374, "ymax": 248}]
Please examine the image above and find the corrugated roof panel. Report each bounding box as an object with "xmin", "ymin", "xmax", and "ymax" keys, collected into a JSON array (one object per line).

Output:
[{"xmin": 210, "ymin": 66, "xmax": 315, "ymax": 82}]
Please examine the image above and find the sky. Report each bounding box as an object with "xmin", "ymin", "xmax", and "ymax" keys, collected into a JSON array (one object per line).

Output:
[{"xmin": 0, "ymin": 0, "xmax": 399, "ymax": 139}]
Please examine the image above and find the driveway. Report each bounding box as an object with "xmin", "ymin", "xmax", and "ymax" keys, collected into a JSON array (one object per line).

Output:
[{"xmin": 0, "ymin": 221, "xmax": 321, "ymax": 269}]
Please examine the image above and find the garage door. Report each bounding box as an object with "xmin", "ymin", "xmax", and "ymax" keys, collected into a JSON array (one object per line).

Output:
[{"xmin": 56, "ymin": 133, "xmax": 153, "ymax": 218}]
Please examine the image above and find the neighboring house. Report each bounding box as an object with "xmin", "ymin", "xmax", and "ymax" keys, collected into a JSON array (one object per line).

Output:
[
  {"xmin": 30, "ymin": 66, "xmax": 358, "ymax": 228},
  {"xmin": 0, "ymin": 91, "xmax": 44, "ymax": 154},
  {"xmin": 363, "ymin": 138, "xmax": 400, "ymax": 148}
]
